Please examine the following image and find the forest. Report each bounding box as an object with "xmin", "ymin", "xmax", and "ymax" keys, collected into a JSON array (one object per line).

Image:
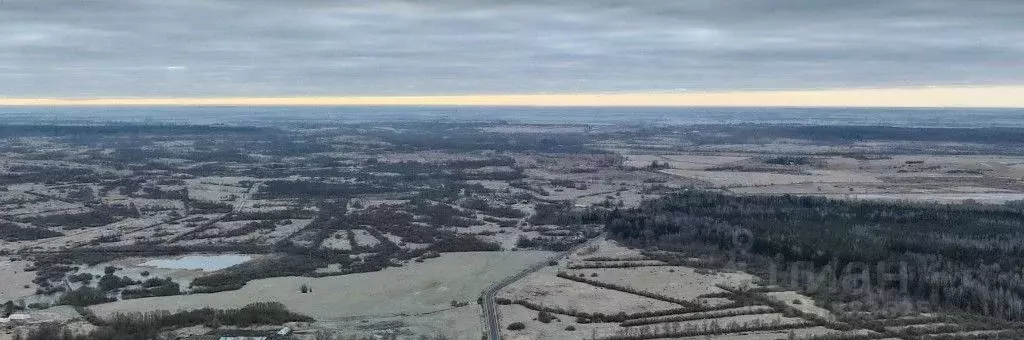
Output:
[
  {"xmin": 604, "ymin": 191, "xmax": 1024, "ymax": 321},
  {"xmin": 661, "ymin": 125, "xmax": 1024, "ymax": 146}
]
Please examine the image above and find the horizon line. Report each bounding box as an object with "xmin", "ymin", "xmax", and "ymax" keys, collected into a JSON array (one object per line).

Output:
[{"xmin": 2, "ymin": 86, "xmax": 1024, "ymax": 108}]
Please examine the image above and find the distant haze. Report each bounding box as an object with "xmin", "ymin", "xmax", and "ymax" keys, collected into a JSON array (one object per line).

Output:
[
  {"xmin": 2, "ymin": 106, "xmax": 1023, "ymax": 128},
  {"xmin": 2, "ymin": 87, "xmax": 1024, "ymax": 107}
]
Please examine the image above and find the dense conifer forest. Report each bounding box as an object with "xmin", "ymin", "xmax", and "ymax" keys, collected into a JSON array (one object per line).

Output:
[{"xmin": 604, "ymin": 191, "xmax": 1024, "ymax": 320}]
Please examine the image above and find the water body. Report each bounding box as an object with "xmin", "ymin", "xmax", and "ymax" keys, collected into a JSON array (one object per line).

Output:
[
  {"xmin": 1, "ymin": 106, "xmax": 1023, "ymax": 128},
  {"xmin": 140, "ymin": 254, "xmax": 251, "ymax": 272}
]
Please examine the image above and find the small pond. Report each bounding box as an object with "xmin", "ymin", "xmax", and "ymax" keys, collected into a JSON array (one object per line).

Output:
[{"xmin": 140, "ymin": 254, "xmax": 251, "ymax": 272}]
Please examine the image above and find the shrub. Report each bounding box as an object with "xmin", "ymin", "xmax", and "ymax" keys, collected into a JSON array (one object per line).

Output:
[
  {"xmin": 507, "ymin": 322, "xmax": 526, "ymax": 331},
  {"xmin": 428, "ymin": 235, "xmax": 501, "ymax": 252},
  {"xmin": 68, "ymin": 273, "xmax": 94, "ymax": 284},
  {"xmin": 27, "ymin": 302, "xmax": 50, "ymax": 309},
  {"xmin": 98, "ymin": 274, "xmax": 135, "ymax": 292},
  {"xmin": 58, "ymin": 286, "xmax": 113, "ymax": 307},
  {"xmin": 538, "ymin": 310, "xmax": 555, "ymax": 323},
  {"xmin": 122, "ymin": 278, "xmax": 179, "ymax": 300}
]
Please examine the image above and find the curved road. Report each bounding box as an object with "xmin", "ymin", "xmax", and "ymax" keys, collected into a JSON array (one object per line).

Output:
[{"xmin": 481, "ymin": 234, "xmax": 605, "ymax": 340}]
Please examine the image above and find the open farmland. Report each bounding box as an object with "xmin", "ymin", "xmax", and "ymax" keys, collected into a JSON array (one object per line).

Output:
[
  {"xmin": 495, "ymin": 239, "xmax": 840, "ymax": 340},
  {"xmin": 496, "ymin": 239, "xmax": 1023, "ymax": 340},
  {"xmin": 90, "ymin": 251, "xmax": 551, "ymax": 339},
  {"xmin": 2, "ymin": 121, "xmax": 1024, "ymax": 339}
]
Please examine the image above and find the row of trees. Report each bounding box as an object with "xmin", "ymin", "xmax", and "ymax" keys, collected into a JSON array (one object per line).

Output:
[
  {"xmin": 601, "ymin": 318, "xmax": 813, "ymax": 340},
  {"xmin": 555, "ymin": 271, "xmax": 703, "ymax": 310},
  {"xmin": 13, "ymin": 302, "xmax": 310, "ymax": 340},
  {"xmin": 619, "ymin": 306, "xmax": 774, "ymax": 327},
  {"xmin": 189, "ymin": 255, "xmax": 325, "ymax": 292},
  {"xmin": 497, "ymin": 297, "xmax": 689, "ymax": 323}
]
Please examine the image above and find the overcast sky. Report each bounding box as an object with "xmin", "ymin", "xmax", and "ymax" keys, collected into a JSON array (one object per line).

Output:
[{"xmin": 1, "ymin": 0, "xmax": 1023, "ymax": 98}]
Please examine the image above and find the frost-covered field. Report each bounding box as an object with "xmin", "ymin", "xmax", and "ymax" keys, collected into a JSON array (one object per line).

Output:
[
  {"xmin": 89, "ymin": 251, "xmax": 552, "ymax": 340},
  {"xmin": 496, "ymin": 239, "xmax": 850, "ymax": 340}
]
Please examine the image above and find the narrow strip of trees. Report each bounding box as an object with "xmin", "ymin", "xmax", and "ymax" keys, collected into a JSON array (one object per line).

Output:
[{"xmin": 556, "ymin": 271, "xmax": 703, "ymax": 310}]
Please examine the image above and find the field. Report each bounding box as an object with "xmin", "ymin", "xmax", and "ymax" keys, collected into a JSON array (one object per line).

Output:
[
  {"xmin": 496, "ymin": 239, "xmax": 1021, "ymax": 340},
  {"xmin": 89, "ymin": 251, "xmax": 551, "ymax": 339},
  {"xmin": 0, "ymin": 259, "xmax": 35, "ymax": 303},
  {"xmin": 495, "ymin": 240, "xmax": 830, "ymax": 339},
  {"xmin": 2, "ymin": 122, "xmax": 1023, "ymax": 339},
  {"xmin": 619, "ymin": 152, "xmax": 1024, "ymax": 203}
]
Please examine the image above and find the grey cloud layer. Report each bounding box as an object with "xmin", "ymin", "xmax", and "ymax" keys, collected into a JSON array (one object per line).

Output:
[{"xmin": 1, "ymin": 0, "xmax": 1022, "ymax": 97}]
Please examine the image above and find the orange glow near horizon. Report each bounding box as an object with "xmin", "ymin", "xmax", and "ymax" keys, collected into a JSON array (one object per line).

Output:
[{"xmin": 2, "ymin": 86, "xmax": 1024, "ymax": 107}]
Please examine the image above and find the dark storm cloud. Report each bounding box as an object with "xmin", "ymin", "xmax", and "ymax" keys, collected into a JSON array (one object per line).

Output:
[{"xmin": 1, "ymin": 0, "xmax": 1022, "ymax": 97}]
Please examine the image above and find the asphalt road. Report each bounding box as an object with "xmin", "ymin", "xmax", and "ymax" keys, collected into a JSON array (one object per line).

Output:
[{"xmin": 481, "ymin": 234, "xmax": 605, "ymax": 340}]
